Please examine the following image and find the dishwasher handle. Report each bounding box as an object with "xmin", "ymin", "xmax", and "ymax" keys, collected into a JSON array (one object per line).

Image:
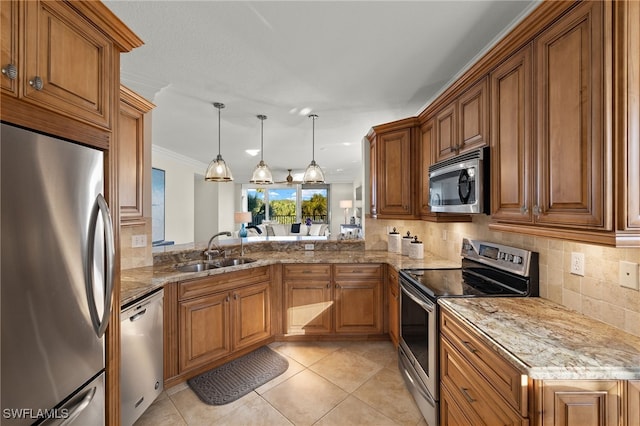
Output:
[{"xmin": 128, "ymin": 309, "xmax": 147, "ymax": 322}]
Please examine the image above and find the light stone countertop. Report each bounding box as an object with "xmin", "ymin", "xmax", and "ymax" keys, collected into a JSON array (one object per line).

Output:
[
  {"xmin": 120, "ymin": 249, "xmax": 459, "ymax": 307},
  {"xmin": 439, "ymin": 297, "xmax": 640, "ymax": 380}
]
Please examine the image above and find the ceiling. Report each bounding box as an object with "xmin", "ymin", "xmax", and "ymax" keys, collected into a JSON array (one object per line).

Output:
[{"xmin": 104, "ymin": 0, "xmax": 539, "ymax": 183}]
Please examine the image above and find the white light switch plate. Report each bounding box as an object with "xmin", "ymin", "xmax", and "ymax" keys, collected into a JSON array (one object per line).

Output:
[
  {"xmin": 620, "ymin": 261, "xmax": 639, "ymax": 290},
  {"xmin": 132, "ymin": 234, "xmax": 147, "ymax": 248},
  {"xmin": 570, "ymin": 252, "xmax": 585, "ymax": 276},
  {"xmin": 304, "ymin": 244, "xmax": 314, "ymax": 251}
]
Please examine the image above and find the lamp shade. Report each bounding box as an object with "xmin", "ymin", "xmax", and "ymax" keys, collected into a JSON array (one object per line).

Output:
[
  {"xmin": 339, "ymin": 200, "xmax": 353, "ymax": 209},
  {"xmin": 234, "ymin": 212, "xmax": 252, "ymax": 224}
]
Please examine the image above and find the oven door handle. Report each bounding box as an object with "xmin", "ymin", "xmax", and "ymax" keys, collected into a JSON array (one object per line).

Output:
[{"xmin": 400, "ymin": 280, "xmax": 435, "ymax": 313}]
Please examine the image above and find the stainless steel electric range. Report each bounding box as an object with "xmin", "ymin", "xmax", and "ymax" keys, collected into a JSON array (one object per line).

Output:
[{"xmin": 398, "ymin": 238, "xmax": 539, "ymax": 426}]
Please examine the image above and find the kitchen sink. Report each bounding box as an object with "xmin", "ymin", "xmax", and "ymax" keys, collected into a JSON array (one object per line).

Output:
[
  {"xmin": 175, "ymin": 258, "xmax": 257, "ymax": 272},
  {"xmin": 175, "ymin": 262, "xmax": 219, "ymax": 272},
  {"xmin": 212, "ymin": 257, "xmax": 257, "ymax": 267}
]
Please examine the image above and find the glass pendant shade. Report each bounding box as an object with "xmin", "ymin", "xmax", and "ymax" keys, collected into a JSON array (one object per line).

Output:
[
  {"xmin": 205, "ymin": 102, "xmax": 233, "ymax": 182},
  {"xmin": 303, "ymin": 114, "xmax": 325, "ymax": 184},
  {"xmin": 205, "ymin": 154, "xmax": 234, "ymax": 181},
  {"xmin": 250, "ymin": 114, "xmax": 273, "ymax": 184}
]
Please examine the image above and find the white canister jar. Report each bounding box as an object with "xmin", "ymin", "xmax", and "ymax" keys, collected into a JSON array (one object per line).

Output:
[
  {"xmin": 409, "ymin": 236, "xmax": 424, "ymax": 259},
  {"xmin": 388, "ymin": 227, "xmax": 401, "ymax": 253},
  {"xmin": 401, "ymin": 231, "xmax": 412, "ymax": 256}
]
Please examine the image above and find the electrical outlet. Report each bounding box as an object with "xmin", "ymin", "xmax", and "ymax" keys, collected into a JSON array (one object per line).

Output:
[
  {"xmin": 570, "ymin": 252, "xmax": 585, "ymax": 276},
  {"xmin": 620, "ymin": 261, "xmax": 639, "ymax": 290},
  {"xmin": 304, "ymin": 244, "xmax": 314, "ymax": 251},
  {"xmin": 131, "ymin": 234, "xmax": 147, "ymax": 248}
]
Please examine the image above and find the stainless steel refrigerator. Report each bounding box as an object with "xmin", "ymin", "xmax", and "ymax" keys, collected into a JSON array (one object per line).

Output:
[{"xmin": 1, "ymin": 122, "xmax": 115, "ymax": 425}]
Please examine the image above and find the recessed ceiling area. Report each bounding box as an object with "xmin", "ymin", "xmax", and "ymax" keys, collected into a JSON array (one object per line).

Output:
[{"xmin": 104, "ymin": 0, "xmax": 539, "ymax": 183}]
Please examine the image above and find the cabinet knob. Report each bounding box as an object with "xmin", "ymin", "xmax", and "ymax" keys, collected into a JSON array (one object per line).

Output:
[
  {"xmin": 1, "ymin": 64, "xmax": 17, "ymax": 80},
  {"xmin": 225, "ymin": 296, "xmax": 230, "ymax": 302},
  {"xmin": 29, "ymin": 76, "xmax": 43, "ymax": 90},
  {"xmin": 520, "ymin": 205, "xmax": 528, "ymax": 215},
  {"xmin": 335, "ymin": 284, "xmax": 340, "ymax": 289},
  {"xmin": 326, "ymin": 283, "xmax": 330, "ymax": 288},
  {"xmin": 233, "ymin": 293, "xmax": 238, "ymax": 300}
]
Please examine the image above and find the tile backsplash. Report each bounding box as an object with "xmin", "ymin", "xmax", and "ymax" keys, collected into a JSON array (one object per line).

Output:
[
  {"xmin": 120, "ymin": 219, "xmax": 153, "ymax": 270},
  {"xmin": 366, "ymin": 215, "xmax": 640, "ymax": 337}
]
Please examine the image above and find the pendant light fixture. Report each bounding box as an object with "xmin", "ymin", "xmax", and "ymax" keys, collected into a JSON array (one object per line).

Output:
[
  {"xmin": 302, "ymin": 113, "xmax": 325, "ymax": 183},
  {"xmin": 249, "ymin": 114, "xmax": 273, "ymax": 184},
  {"xmin": 205, "ymin": 102, "xmax": 234, "ymax": 182}
]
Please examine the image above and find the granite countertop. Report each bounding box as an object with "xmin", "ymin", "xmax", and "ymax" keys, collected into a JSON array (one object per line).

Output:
[
  {"xmin": 120, "ymin": 249, "xmax": 459, "ymax": 307},
  {"xmin": 439, "ymin": 297, "xmax": 640, "ymax": 380}
]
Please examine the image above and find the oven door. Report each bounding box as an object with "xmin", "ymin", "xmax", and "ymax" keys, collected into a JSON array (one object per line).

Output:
[{"xmin": 398, "ymin": 276, "xmax": 438, "ymax": 401}]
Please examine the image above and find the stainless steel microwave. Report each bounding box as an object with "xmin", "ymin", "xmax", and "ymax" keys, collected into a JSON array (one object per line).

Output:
[{"xmin": 428, "ymin": 147, "xmax": 489, "ymax": 214}]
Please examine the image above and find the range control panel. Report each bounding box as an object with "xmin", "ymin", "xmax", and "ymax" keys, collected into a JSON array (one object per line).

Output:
[{"xmin": 461, "ymin": 238, "xmax": 534, "ymax": 276}]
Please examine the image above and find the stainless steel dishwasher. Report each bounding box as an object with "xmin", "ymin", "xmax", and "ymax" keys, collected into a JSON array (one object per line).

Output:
[{"xmin": 121, "ymin": 289, "xmax": 164, "ymax": 426}]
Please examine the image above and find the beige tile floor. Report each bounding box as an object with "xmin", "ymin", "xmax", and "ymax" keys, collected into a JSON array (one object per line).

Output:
[{"xmin": 134, "ymin": 341, "xmax": 428, "ymax": 426}]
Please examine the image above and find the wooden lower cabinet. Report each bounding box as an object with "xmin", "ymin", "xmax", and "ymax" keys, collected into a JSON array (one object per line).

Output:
[
  {"xmin": 535, "ymin": 380, "xmax": 621, "ymax": 426},
  {"xmin": 441, "ymin": 309, "xmax": 625, "ymax": 426},
  {"xmin": 628, "ymin": 380, "xmax": 640, "ymax": 426},
  {"xmin": 283, "ymin": 263, "xmax": 384, "ymax": 336},
  {"xmin": 387, "ymin": 268, "xmax": 399, "ymax": 347},
  {"xmin": 175, "ymin": 267, "xmax": 271, "ymax": 375}
]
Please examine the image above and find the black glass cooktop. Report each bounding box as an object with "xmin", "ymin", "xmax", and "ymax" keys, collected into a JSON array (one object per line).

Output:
[{"xmin": 400, "ymin": 259, "xmax": 532, "ymax": 300}]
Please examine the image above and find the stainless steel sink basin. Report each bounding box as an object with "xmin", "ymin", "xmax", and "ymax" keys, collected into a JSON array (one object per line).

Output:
[
  {"xmin": 212, "ymin": 257, "xmax": 257, "ymax": 267},
  {"xmin": 175, "ymin": 262, "xmax": 219, "ymax": 272},
  {"xmin": 174, "ymin": 258, "xmax": 257, "ymax": 272}
]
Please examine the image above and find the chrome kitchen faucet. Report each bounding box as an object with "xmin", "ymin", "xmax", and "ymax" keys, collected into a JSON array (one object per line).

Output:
[{"xmin": 205, "ymin": 231, "xmax": 231, "ymax": 261}]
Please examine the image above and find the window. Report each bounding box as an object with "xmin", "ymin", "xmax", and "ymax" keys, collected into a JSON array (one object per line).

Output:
[
  {"xmin": 151, "ymin": 168, "xmax": 166, "ymax": 244},
  {"xmin": 245, "ymin": 184, "xmax": 330, "ymax": 226}
]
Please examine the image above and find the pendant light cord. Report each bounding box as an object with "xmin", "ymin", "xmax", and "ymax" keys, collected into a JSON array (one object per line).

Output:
[
  {"xmin": 309, "ymin": 114, "xmax": 318, "ymax": 162},
  {"xmin": 213, "ymin": 102, "xmax": 225, "ymax": 156}
]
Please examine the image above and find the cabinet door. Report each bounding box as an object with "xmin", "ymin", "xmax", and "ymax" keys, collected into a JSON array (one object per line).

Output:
[
  {"xmin": 539, "ymin": 380, "xmax": 620, "ymax": 426},
  {"xmin": 377, "ymin": 128, "xmax": 413, "ymax": 217},
  {"xmin": 458, "ymin": 76, "xmax": 489, "ymax": 152},
  {"xmin": 418, "ymin": 119, "xmax": 435, "ymax": 217},
  {"xmin": 491, "ymin": 45, "xmax": 534, "ymax": 223},
  {"xmin": 335, "ymin": 279, "xmax": 383, "ymax": 334},
  {"xmin": 119, "ymin": 87, "xmax": 153, "ymax": 225},
  {"xmin": 284, "ymin": 279, "xmax": 332, "ymax": 335},
  {"xmin": 369, "ymin": 134, "xmax": 378, "ymax": 218},
  {"xmin": 618, "ymin": 0, "xmax": 640, "ymax": 229},
  {"xmin": 387, "ymin": 269, "xmax": 399, "ymax": 347},
  {"xmin": 434, "ymin": 102, "xmax": 458, "ymax": 161},
  {"xmin": 628, "ymin": 380, "xmax": 640, "ymax": 426},
  {"xmin": 232, "ymin": 281, "xmax": 271, "ymax": 351},
  {"xmin": 23, "ymin": 1, "xmax": 113, "ymax": 129},
  {"xmin": 179, "ymin": 292, "xmax": 231, "ymax": 372},
  {"xmin": 534, "ymin": 0, "xmax": 607, "ymax": 229},
  {"xmin": 1, "ymin": 0, "xmax": 18, "ymax": 96}
]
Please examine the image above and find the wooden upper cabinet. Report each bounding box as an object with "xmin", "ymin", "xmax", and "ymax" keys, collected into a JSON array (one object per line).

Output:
[
  {"xmin": 23, "ymin": 1, "xmax": 113, "ymax": 129},
  {"xmin": 458, "ymin": 76, "xmax": 489, "ymax": 152},
  {"xmin": 434, "ymin": 102, "xmax": 458, "ymax": 161},
  {"xmin": 1, "ymin": 0, "xmax": 19, "ymax": 96},
  {"xmin": 616, "ymin": 0, "xmax": 640, "ymax": 231},
  {"xmin": 378, "ymin": 128, "xmax": 413, "ymax": 217},
  {"xmin": 119, "ymin": 86, "xmax": 154, "ymax": 226},
  {"xmin": 491, "ymin": 44, "xmax": 533, "ymax": 223},
  {"xmin": 418, "ymin": 119, "xmax": 435, "ymax": 217},
  {"xmin": 534, "ymin": 0, "xmax": 608, "ymax": 229},
  {"xmin": 434, "ymin": 77, "xmax": 488, "ymax": 163},
  {"xmin": 367, "ymin": 118, "xmax": 417, "ymax": 220}
]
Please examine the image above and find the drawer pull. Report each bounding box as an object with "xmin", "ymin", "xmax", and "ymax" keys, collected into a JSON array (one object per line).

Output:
[
  {"xmin": 462, "ymin": 340, "xmax": 478, "ymax": 354},
  {"xmin": 461, "ymin": 388, "xmax": 475, "ymax": 404}
]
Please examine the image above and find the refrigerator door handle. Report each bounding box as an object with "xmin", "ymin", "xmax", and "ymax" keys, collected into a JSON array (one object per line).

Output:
[{"xmin": 87, "ymin": 193, "xmax": 115, "ymax": 338}]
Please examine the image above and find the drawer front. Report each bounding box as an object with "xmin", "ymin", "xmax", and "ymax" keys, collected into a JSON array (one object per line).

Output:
[
  {"xmin": 283, "ymin": 263, "xmax": 331, "ymax": 279},
  {"xmin": 334, "ymin": 263, "xmax": 382, "ymax": 280},
  {"xmin": 441, "ymin": 337, "xmax": 527, "ymax": 426},
  {"xmin": 179, "ymin": 266, "xmax": 270, "ymax": 300},
  {"xmin": 441, "ymin": 310, "xmax": 527, "ymax": 416}
]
